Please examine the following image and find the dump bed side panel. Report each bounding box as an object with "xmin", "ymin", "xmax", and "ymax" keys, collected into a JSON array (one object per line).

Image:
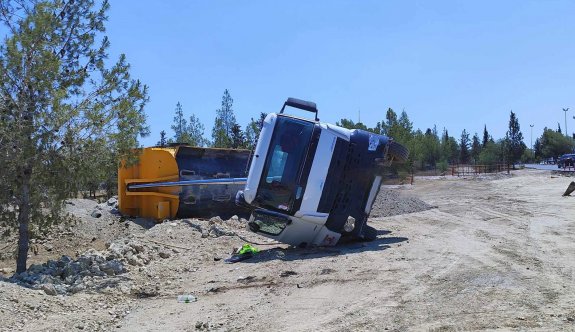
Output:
[{"xmin": 175, "ymin": 146, "xmax": 251, "ymax": 219}]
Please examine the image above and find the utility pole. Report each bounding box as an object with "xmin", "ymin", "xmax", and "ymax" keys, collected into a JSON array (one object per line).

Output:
[
  {"xmin": 563, "ymin": 108, "xmax": 569, "ymax": 138},
  {"xmin": 530, "ymin": 124, "xmax": 534, "ymax": 154}
]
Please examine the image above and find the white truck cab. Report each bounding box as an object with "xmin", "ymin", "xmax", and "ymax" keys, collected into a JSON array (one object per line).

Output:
[{"xmin": 236, "ymin": 98, "xmax": 408, "ymax": 247}]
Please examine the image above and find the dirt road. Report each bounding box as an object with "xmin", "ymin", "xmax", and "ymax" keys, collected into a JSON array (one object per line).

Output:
[{"xmin": 1, "ymin": 169, "xmax": 574, "ymax": 331}]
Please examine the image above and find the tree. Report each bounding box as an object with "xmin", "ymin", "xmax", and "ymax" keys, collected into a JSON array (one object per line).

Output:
[
  {"xmin": 212, "ymin": 89, "xmax": 237, "ymax": 148},
  {"xmin": 507, "ymin": 111, "xmax": 526, "ymax": 166},
  {"xmin": 336, "ymin": 118, "xmax": 368, "ymax": 130},
  {"xmin": 479, "ymin": 141, "xmax": 503, "ymax": 165},
  {"xmin": 231, "ymin": 123, "xmax": 246, "ymax": 148},
  {"xmin": 539, "ymin": 128, "xmax": 574, "ymax": 158},
  {"xmin": 244, "ymin": 112, "xmax": 267, "ymax": 149},
  {"xmin": 459, "ymin": 129, "xmax": 470, "ymax": 163},
  {"xmin": 440, "ymin": 128, "xmax": 459, "ymax": 164},
  {"xmin": 0, "ymin": 0, "xmax": 149, "ymax": 273},
  {"xmin": 482, "ymin": 125, "xmax": 490, "ymax": 147},
  {"xmin": 187, "ymin": 114, "xmax": 207, "ymax": 147},
  {"xmin": 381, "ymin": 108, "xmax": 398, "ymax": 136},
  {"xmin": 171, "ymin": 102, "xmax": 190, "ymax": 143},
  {"xmin": 471, "ymin": 133, "xmax": 482, "ymax": 163},
  {"xmin": 557, "ymin": 123, "xmax": 562, "ymax": 134},
  {"xmin": 157, "ymin": 130, "xmax": 168, "ymax": 147},
  {"xmin": 420, "ymin": 128, "xmax": 440, "ymax": 168},
  {"xmin": 533, "ymin": 137, "xmax": 542, "ymax": 160}
]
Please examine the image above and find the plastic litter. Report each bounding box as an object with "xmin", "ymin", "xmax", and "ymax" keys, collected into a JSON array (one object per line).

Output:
[
  {"xmin": 224, "ymin": 244, "xmax": 259, "ymax": 264},
  {"xmin": 177, "ymin": 294, "xmax": 197, "ymax": 303}
]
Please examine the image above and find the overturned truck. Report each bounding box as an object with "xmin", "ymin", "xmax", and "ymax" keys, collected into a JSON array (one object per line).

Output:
[{"xmin": 120, "ymin": 98, "xmax": 408, "ymax": 246}]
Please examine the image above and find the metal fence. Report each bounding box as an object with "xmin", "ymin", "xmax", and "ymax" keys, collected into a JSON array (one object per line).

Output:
[{"xmin": 450, "ymin": 164, "xmax": 510, "ymax": 177}]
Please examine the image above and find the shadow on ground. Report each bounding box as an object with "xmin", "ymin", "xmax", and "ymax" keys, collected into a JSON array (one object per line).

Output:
[
  {"xmin": 130, "ymin": 217, "xmax": 156, "ymax": 230},
  {"xmin": 241, "ymin": 233, "xmax": 408, "ymax": 263}
]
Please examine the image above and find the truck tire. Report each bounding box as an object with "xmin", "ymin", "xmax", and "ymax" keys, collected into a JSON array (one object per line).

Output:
[{"xmin": 388, "ymin": 141, "xmax": 409, "ymax": 162}]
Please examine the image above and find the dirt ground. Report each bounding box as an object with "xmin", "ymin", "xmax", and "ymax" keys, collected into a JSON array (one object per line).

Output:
[{"xmin": 1, "ymin": 168, "xmax": 574, "ymax": 331}]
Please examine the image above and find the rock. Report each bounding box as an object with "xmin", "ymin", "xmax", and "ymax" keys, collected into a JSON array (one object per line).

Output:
[
  {"xmin": 280, "ymin": 270, "xmax": 298, "ymax": 277},
  {"xmin": 208, "ymin": 225, "xmax": 234, "ymax": 237},
  {"xmin": 91, "ymin": 210, "xmax": 102, "ymax": 218},
  {"xmin": 107, "ymin": 197, "xmax": 118, "ymax": 206},
  {"xmin": 159, "ymin": 251, "xmax": 171, "ymax": 259},
  {"xmin": 89, "ymin": 265, "xmax": 102, "ymax": 275},
  {"xmin": 69, "ymin": 284, "xmax": 86, "ymax": 294},
  {"xmin": 209, "ymin": 216, "xmax": 223, "ymax": 224},
  {"xmin": 29, "ymin": 264, "xmax": 44, "ymax": 274},
  {"xmin": 127, "ymin": 256, "xmax": 143, "ymax": 266},
  {"xmin": 41, "ymin": 284, "xmax": 57, "ymax": 296},
  {"xmin": 60, "ymin": 255, "xmax": 73, "ymax": 265},
  {"xmin": 43, "ymin": 243, "xmax": 53, "ymax": 252},
  {"xmin": 130, "ymin": 242, "xmax": 145, "ymax": 254}
]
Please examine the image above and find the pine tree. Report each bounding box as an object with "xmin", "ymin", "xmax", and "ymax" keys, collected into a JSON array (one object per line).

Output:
[
  {"xmin": 459, "ymin": 129, "xmax": 470, "ymax": 163},
  {"xmin": 171, "ymin": 102, "xmax": 190, "ymax": 143},
  {"xmin": 157, "ymin": 130, "xmax": 167, "ymax": 147},
  {"xmin": 0, "ymin": 0, "xmax": 149, "ymax": 273},
  {"xmin": 336, "ymin": 119, "xmax": 368, "ymax": 130},
  {"xmin": 482, "ymin": 125, "xmax": 490, "ymax": 147},
  {"xmin": 533, "ymin": 138, "xmax": 542, "ymax": 159},
  {"xmin": 231, "ymin": 124, "xmax": 246, "ymax": 148},
  {"xmin": 471, "ymin": 133, "xmax": 482, "ymax": 163},
  {"xmin": 507, "ymin": 110, "xmax": 526, "ymax": 166},
  {"xmin": 382, "ymin": 108, "xmax": 398, "ymax": 136},
  {"xmin": 440, "ymin": 128, "xmax": 459, "ymax": 164},
  {"xmin": 212, "ymin": 89, "xmax": 237, "ymax": 148},
  {"xmin": 244, "ymin": 112, "xmax": 267, "ymax": 149},
  {"xmin": 187, "ymin": 114, "xmax": 207, "ymax": 147}
]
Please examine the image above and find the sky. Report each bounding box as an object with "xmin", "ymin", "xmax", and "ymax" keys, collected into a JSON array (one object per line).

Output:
[{"xmin": 104, "ymin": 0, "xmax": 575, "ymax": 148}]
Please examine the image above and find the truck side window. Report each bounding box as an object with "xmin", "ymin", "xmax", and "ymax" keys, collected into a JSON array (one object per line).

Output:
[{"xmin": 266, "ymin": 145, "xmax": 288, "ymax": 183}]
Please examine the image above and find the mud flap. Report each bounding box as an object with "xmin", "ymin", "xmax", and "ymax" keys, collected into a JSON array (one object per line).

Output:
[{"xmin": 563, "ymin": 181, "xmax": 575, "ymax": 196}]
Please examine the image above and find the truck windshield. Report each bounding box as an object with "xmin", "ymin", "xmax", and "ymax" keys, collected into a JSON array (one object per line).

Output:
[{"xmin": 256, "ymin": 116, "xmax": 314, "ymax": 214}]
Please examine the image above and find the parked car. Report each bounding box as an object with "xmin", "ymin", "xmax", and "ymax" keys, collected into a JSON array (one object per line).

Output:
[{"xmin": 558, "ymin": 154, "xmax": 575, "ymax": 168}]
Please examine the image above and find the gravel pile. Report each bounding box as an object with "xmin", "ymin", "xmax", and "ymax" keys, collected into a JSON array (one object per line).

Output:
[
  {"xmin": 10, "ymin": 237, "xmax": 176, "ymax": 295},
  {"xmin": 11, "ymin": 250, "xmax": 126, "ymax": 295},
  {"xmin": 370, "ymin": 186, "xmax": 435, "ymax": 218}
]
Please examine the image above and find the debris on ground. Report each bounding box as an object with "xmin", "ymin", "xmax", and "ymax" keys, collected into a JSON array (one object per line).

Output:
[{"xmin": 225, "ymin": 244, "xmax": 260, "ymax": 264}]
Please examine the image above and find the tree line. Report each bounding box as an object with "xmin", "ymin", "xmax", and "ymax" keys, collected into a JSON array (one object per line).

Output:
[
  {"xmin": 163, "ymin": 98, "xmax": 574, "ymax": 171},
  {"xmin": 157, "ymin": 89, "xmax": 266, "ymax": 150},
  {"xmin": 336, "ymin": 108, "xmax": 575, "ymax": 171}
]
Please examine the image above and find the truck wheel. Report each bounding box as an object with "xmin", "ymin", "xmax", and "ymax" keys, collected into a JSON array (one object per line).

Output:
[{"xmin": 388, "ymin": 141, "xmax": 409, "ymax": 162}]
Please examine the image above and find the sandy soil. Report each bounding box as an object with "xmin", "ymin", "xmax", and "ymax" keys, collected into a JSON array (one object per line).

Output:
[{"xmin": 1, "ymin": 169, "xmax": 574, "ymax": 331}]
